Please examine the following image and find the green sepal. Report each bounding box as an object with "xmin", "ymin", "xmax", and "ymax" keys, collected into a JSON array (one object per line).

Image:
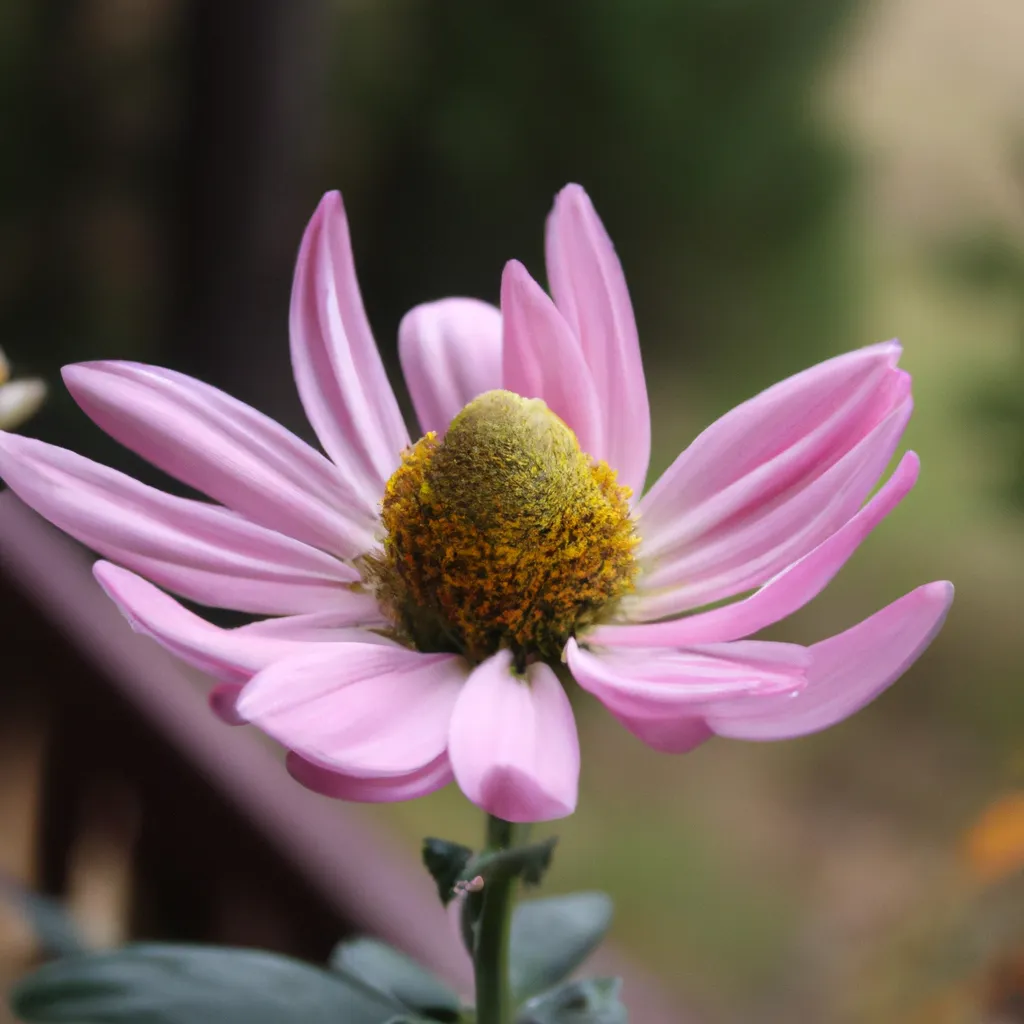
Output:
[
  {"xmin": 10, "ymin": 943, "xmax": 404, "ymax": 1024},
  {"xmin": 461, "ymin": 836, "xmax": 557, "ymax": 888},
  {"xmin": 422, "ymin": 838, "xmax": 474, "ymax": 905},
  {"xmin": 510, "ymin": 892, "xmax": 613, "ymax": 1001},
  {"xmin": 517, "ymin": 978, "xmax": 627, "ymax": 1024},
  {"xmin": 459, "ymin": 887, "xmax": 486, "ymax": 956},
  {"xmin": 457, "ymin": 837, "xmax": 559, "ymax": 956},
  {"xmin": 329, "ymin": 938, "xmax": 461, "ymax": 1021}
]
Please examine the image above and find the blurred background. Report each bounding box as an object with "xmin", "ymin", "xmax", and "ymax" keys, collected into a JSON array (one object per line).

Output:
[{"xmin": 1, "ymin": 0, "xmax": 1023, "ymax": 1021}]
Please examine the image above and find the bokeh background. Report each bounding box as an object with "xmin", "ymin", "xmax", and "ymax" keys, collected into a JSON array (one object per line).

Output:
[{"xmin": 2, "ymin": 1, "xmax": 1024, "ymax": 1021}]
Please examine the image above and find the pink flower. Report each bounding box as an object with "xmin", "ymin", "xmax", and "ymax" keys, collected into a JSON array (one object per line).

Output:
[{"xmin": 0, "ymin": 187, "xmax": 952, "ymax": 823}]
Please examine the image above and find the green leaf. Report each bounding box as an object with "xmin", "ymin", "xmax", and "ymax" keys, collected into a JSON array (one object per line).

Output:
[
  {"xmin": 422, "ymin": 838, "xmax": 474, "ymax": 905},
  {"xmin": 462, "ymin": 837, "xmax": 557, "ymax": 888},
  {"xmin": 458, "ymin": 888, "xmax": 485, "ymax": 955},
  {"xmin": 517, "ymin": 978, "xmax": 627, "ymax": 1024},
  {"xmin": 11, "ymin": 943, "xmax": 403, "ymax": 1024},
  {"xmin": 0, "ymin": 874, "xmax": 88, "ymax": 957},
  {"xmin": 510, "ymin": 893, "xmax": 613, "ymax": 1001},
  {"xmin": 329, "ymin": 938, "xmax": 461, "ymax": 1021}
]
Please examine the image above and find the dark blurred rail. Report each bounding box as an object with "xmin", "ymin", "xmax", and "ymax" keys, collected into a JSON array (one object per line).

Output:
[{"xmin": 0, "ymin": 490, "xmax": 702, "ymax": 1023}]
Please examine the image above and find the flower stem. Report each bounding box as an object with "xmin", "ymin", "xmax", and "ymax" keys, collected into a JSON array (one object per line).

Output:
[{"xmin": 474, "ymin": 815, "xmax": 523, "ymax": 1024}]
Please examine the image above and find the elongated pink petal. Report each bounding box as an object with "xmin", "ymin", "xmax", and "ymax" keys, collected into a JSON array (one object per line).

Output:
[
  {"xmin": 635, "ymin": 363, "xmax": 911, "ymax": 617},
  {"xmin": 94, "ymin": 562, "xmax": 383, "ymax": 683},
  {"xmin": 236, "ymin": 644, "xmax": 466, "ymax": 777},
  {"xmin": 639, "ymin": 342, "xmax": 906, "ymax": 558},
  {"xmin": 286, "ymin": 750, "xmax": 454, "ymax": 803},
  {"xmin": 604, "ymin": 713, "xmax": 713, "ymax": 754},
  {"xmin": 500, "ymin": 261, "xmax": 603, "ymax": 460},
  {"xmin": 635, "ymin": 397, "xmax": 912, "ymax": 616},
  {"xmin": 207, "ymin": 610, "xmax": 399, "ymax": 726},
  {"xmin": 447, "ymin": 651, "xmax": 579, "ymax": 823},
  {"xmin": 705, "ymin": 581, "xmax": 954, "ymax": 740},
  {"xmin": 565, "ymin": 639, "xmax": 807, "ymax": 720},
  {"xmin": 289, "ymin": 192, "xmax": 409, "ymax": 504},
  {"xmin": 63, "ymin": 361, "xmax": 375, "ymax": 559},
  {"xmin": 0, "ymin": 432, "xmax": 370, "ymax": 616},
  {"xmin": 603, "ymin": 450, "xmax": 920, "ymax": 643},
  {"xmin": 237, "ymin": 608, "xmax": 390, "ymax": 639},
  {"xmin": 399, "ymin": 298, "xmax": 503, "ymax": 436},
  {"xmin": 209, "ymin": 683, "xmax": 246, "ymax": 725},
  {"xmin": 545, "ymin": 185, "xmax": 650, "ymax": 497}
]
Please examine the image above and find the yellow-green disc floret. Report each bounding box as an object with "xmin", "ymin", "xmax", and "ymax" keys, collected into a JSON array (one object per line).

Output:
[{"xmin": 365, "ymin": 390, "xmax": 638, "ymax": 665}]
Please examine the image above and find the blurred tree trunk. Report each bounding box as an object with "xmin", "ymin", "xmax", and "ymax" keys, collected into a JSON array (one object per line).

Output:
[{"xmin": 169, "ymin": 0, "xmax": 332, "ymax": 430}]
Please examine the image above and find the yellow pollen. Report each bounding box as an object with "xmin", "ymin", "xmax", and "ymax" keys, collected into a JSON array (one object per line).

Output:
[{"xmin": 365, "ymin": 390, "xmax": 638, "ymax": 664}]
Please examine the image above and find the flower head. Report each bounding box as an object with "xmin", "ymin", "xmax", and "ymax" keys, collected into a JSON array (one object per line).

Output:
[
  {"xmin": 0, "ymin": 186, "xmax": 953, "ymax": 823},
  {"xmin": 367, "ymin": 388, "xmax": 638, "ymax": 664}
]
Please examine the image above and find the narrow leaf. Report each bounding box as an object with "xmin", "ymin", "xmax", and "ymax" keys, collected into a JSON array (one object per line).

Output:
[
  {"xmin": 510, "ymin": 893, "xmax": 613, "ymax": 1000},
  {"xmin": 11, "ymin": 943, "xmax": 403, "ymax": 1024},
  {"xmin": 459, "ymin": 888, "xmax": 485, "ymax": 956},
  {"xmin": 329, "ymin": 938, "xmax": 461, "ymax": 1021},
  {"xmin": 517, "ymin": 978, "xmax": 627, "ymax": 1024}
]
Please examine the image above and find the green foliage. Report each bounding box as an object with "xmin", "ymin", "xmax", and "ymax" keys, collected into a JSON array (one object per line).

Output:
[
  {"xmin": 935, "ymin": 227, "xmax": 1024, "ymax": 511},
  {"xmin": 517, "ymin": 978, "xmax": 627, "ymax": 1024},
  {"xmin": 11, "ymin": 944, "xmax": 403, "ymax": 1024},
  {"xmin": 510, "ymin": 893, "xmax": 614, "ymax": 1002},
  {"xmin": 452, "ymin": 835, "xmax": 561, "ymax": 958},
  {"xmin": 331, "ymin": 0, "xmax": 859, "ymax": 389},
  {"xmin": 0, "ymin": 875, "xmax": 88, "ymax": 958},
  {"xmin": 464, "ymin": 837, "xmax": 559, "ymax": 888},
  {"xmin": 329, "ymin": 938, "xmax": 462, "ymax": 1021},
  {"xmin": 422, "ymin": 837, "xmax": 475, "ymax": 905}
]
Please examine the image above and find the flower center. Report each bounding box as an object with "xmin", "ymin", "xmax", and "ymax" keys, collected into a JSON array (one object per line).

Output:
[{"xmin": 365, "ymin": 389, "xmax": 638, "ymax": 665}]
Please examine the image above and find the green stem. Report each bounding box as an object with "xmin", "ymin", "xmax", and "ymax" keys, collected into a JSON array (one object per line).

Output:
[{"xmin": 474, "ymin": 815, "xmax": 524, "ymax": 1024}]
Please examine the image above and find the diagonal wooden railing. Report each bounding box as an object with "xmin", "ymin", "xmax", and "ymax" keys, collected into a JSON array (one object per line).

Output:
[{"xmin": 0, "ymin": 491, "xmax": 701, "ymax": 1024}]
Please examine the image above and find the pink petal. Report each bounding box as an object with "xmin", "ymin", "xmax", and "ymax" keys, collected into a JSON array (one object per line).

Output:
[
  {"xmin": 597, "ymin": 450, "xmax": 920, "ymax": 646},
  {"xmin": 705, "ymin": 581, "xmax": 954, "ymax": 740},
  {"xmin": 209, "ymin": 683, "xmax": 246, "ymax": 725},
  {"xmin": 236, "ymin": 644, "xmax": 466, "ymax": 777},
  {"xmin": 0, "ymin": 432, "xmax": 372, "ymax": 616},
  {"xmin": 634, "ymin": 397, "xmax": 911, "ymax": 617},
  {"xmin": 94, "ymin": 562, "xmax": 382, "ymax": 683},
  {"xmin": 565, "ymin": 638, "xmax": 807, "ymax": 720},
  {"xmin": 638, "ymin": 339, "xmax": 905, "ymax": 540},
  {"xmin": 447, "ymin": 651, "xmax": 580, "ymax": 823},
  {"xmin": 237, "ymin": 609, "xmax": 391, "ymax": 639},
  {"xmin": 635, "ymin": 347, "xmax": 911, "ymax": 617},
  {"xmin": 604, "ymin": 713, "xmax": 713, "ymax": 754},
  {"xmin": 398, "ymin": 298, "xmax": 503, "ymax": 436},
  {"xmin": 500, "ymin": 261, "xmax": 604, "ymax": 460},
  {"xmin": 289, "ymin": 192, "xmax": 409, "ymax": 505},
  {"xmin": 208, "ymin": 610, "xmax": 399, "ymax": 726},
  {"xmin": 639, "ymin": 342, "xmax": 906, "ymax": 552},
  {"xmin": 545, "ymin": 184, "xmax": 650, "ymax": 497},
  {"xmin": 286, "ymin": 750, "xmax": 453, "ymax": 803},
  {"xmin": 63, "ymin": 361, "xmax": 375, "ymax": 559}
]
